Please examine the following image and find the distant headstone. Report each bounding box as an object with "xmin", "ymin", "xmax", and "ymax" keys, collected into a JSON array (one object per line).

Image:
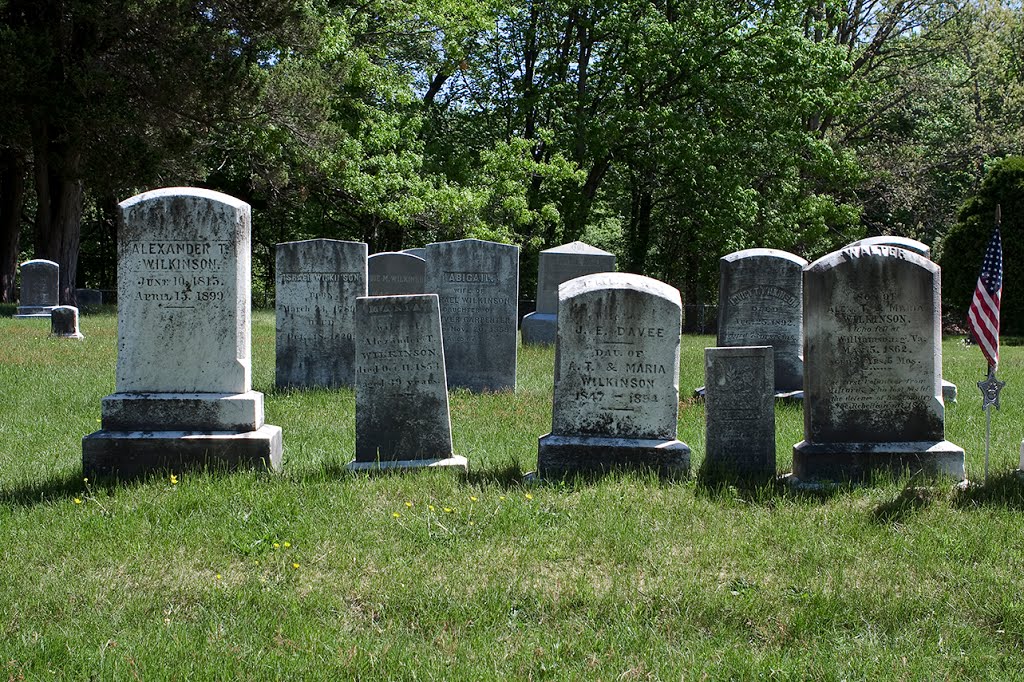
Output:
[
  {"xmin": 537, "ymin": 273, "xmax": 690, "ymax": 477},
  {"xmin": 50, "ymin": 305, "xmax": 84, "ymax": 339},
  {"xmin": 275, "ymin": 239, "xmax": 367, "ymax": 389},
  {"xmin": 349, "ymin": 294, "xmax": 466, "ymax": 471},
  {"xmin": 75, "ymin": 288, "xmax": 103, "ymax": 310},
  {"xmin": 403, "ymin": 247, "xmax": 427, "ymax": 259},
  {"xmin": 522, "ymin": 241, "xmax": 616, "ymax": 345},
  {"xmin": 793, "ymin": 244, "xmax": 964, "ymax": 482},
  {"xmin": 847, "ymin": 236, "xmax": 930, "ymax": 259},
  {"xmin": 14, "ymin": 259, "xmax": 59, "ymax": 318},
  {"xmin": 425, "ymin": 239, "xmax": 519, "ymax": 392},
  {"xmin": 368, "ymin": 252, "xmax": 425, "ymax": 296},
  {"xmin": 83, "ymin": 187, "xmax": 282, "ymax": 478},
  {"xmin": 703, "ymin": 346, "xmax": 775, "ymax": 478},
  {"xmin": 716, "ymin": 248, "xmax": 806, "ymax": 395}
]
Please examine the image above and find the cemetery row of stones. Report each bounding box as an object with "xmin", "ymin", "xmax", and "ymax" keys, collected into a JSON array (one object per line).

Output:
[{"xmin": 13, "ymin": 188, "xmax": 976, "ymax": 483}]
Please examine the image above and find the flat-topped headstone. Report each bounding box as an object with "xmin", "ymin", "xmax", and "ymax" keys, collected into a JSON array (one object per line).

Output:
[
  {"xmin": 50, "ymin": 306, "xmax": 84, "ymax": 339},
  {"xmin": 793, "ymin": 244, "xmax": 964, "ymax": 482},
  {"xmin": 15, "ymin": 259, "xmax": 59, "ymax": 318},
  {"xmin": 275, "ymin": 239, "xmax": 367, "ymax": 388},
  {"xmin": 403, "ymin": 247, "xmax": 427, "ymax": 259},
  {"xmin": 83, "ymin": 187, "xmax": 282, "ymax": 478},
  {"xmin": 368, "ymin": 252, "xmax": 425, "ymax": 296},
  {"xmin": 348, "ymin": 294, "xmax": 466, "ymax": 471},
  {"xmin": 847, "ymin": 236, "xmax": 930, "ymax": 259},
  {"xmin": 537, "ymin": 273, "xmax": 690, "ymax": 477},
  {"xmin": 425, "ymin": 239, "xmax": 519, "ymax": 392},
  {"xmin": 703, "ymin": 346, "xmax": 775, "ymax": 478},
  {"xmin": 522, "ymin": 241, "xmax": 616, "ymax": 345},
  {"xmin": 715, "ymin": 248, "xmax": 807, "ymax": 395}
]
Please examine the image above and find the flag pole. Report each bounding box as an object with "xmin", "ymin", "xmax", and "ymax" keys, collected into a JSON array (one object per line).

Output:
[{"xmin": 971, "ymin": 203, "xmax": 1004, "ymax": 486}]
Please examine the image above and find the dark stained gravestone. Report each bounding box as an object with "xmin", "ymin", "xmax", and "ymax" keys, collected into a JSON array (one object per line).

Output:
[
  {"xmin": 275, "ymin": 239, "xmax": 367, "ymax": 389},
  {"xmin": 537, "ymin": 273, "xmax": 690, "ymax": 478},
  {"xmin": 15, "ymin": 259, "xmax": 59, "ymax": 318},
  {"xmin": 349, "ymin": 294, "xmax": 466, "ymax": 471},
  {"xmin": 703, "ymin": 346, "xmax": 775, "ymax": 478},
  {"xmin": 793, "ymin": 244, "xmax": 964, "ymax": 482},
  {"xmin": 368, "ymin": 251, "xmax": 426, "ymax": 296},
  {"xmin": 83, "ymin": 187, "xmax": 282, "ymax": 478},
  {"xmin": 425, "ymin": 239, "xmax": 519, "ymax": 392},
  {"xmin": 521, "ymin": 241, "xmax": 616, "ymax": 345},
  {"xmin": 716, "ymin": 248, "xmax": 806, "ymax": 396},
  {"xmin": 50, "ymin": 305, "xmax": 83, "ymax": 339}
]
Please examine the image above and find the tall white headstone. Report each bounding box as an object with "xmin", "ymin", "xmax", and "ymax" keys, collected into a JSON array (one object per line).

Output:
[{"xmin": 83, "ymin": 187, "xmax": 282, "ymax": 478}]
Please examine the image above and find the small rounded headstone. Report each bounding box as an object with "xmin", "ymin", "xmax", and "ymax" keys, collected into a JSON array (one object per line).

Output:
[{"xmin": 50, "ymin": 305, "xmax": 84, "ymax": 339}]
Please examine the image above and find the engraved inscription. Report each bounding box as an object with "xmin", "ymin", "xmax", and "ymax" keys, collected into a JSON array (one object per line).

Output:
[{"xmin": 123, "ymin": 240, "xmax": 231, "ymax": 309}]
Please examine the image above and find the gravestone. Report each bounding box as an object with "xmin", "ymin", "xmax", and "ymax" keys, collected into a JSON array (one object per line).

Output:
[
  {"xmin": 713, "ymin": 248, "xmax": 806, "ymax": 396},
  {"xmin": 50, "ymin": 306, "xmax": 83, "ymax": 339},
  {"xmin": 83, "ymin": 187, "xmax": 282, "ymax": 478},
  {"xmin": 403, "ymin": 247, "xmax": 427, "ymax": 259},
  {"xmin": 522, "ymin": 241, "xmax": 616, "ymax": 345},
  {"xmin": 275, "ymin": 239, "xmax": 367, "ymax": 389},
  {"xmin": 793, "ymin": 244, "xmax": 964, "ymax": 482},
  {"xmin": 537, "ymin": 273, "xmax": 690, "ymax": 477},
  {"xmin": 75, "ymin": 288, "xmax": 103, "ymax": 310},
  {"xmin": 368, "ymin": 252, "xmax": 426, "ymax": 296},
  {"xmin": 425, "ymin": 239, "xmax": 519, "ymax": 392},
  {"xmin": 847, "ymin": 236, "xmax": 930, "ymax": 259},
  {"xmin": 348, "ymin": 294, "xmax": 466, "ymax": 471},
  {"xmin": 14, "ymin": 259, "xmax": 59, "ymax": 318},
  {"xmin": 703, "ymin": 346, "xmax": 775, "ymax": 478}
]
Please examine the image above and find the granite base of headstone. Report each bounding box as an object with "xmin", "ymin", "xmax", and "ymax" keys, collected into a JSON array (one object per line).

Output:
[
  {"xmin": 82, "ymin": 187, "xmax": 282, "ymax": 479},
  {"xmin": 50, "ymin": 306, "xmax": 84, "ymax": 339},
  {"xmin": 14, "ymin": 259, "xmax": 59, "ymax": 318},
  {"xmin": 792, "ymin": 244, "xmax": 964, "ymax": 483},
  {"xmin": 522, "ymin": 241, "xmax": 615, "ymax": 345},
  {"xmin": 348, "ymin": 294, "xmax": 466, "ymax": 472},
  {"xmin": 537, "ymin": 273, "xmax": 690, "ymax": 478},
  {"xmin": 702, "ymin": 346, "xmax": 775, "ymax": 479}
]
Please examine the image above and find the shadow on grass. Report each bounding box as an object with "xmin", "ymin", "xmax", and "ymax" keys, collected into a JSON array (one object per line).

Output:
[
  {"xmin": 0, "ymin": 303, "xmax": 16, "ymax": 317},
  {"xmin": 871, "ymin": 486, "xmax": 935, "ymax": 524},
  {"xmin": 0, "ymin": 470, "xmax": 87, "ymax": 507},
  {"xmin": 951, "ymin": 470, "xmax": 1024, "ymax": 509},
  {"xmin": 693, "ymin": 470, "xmax": 843, "ymax": 504}
]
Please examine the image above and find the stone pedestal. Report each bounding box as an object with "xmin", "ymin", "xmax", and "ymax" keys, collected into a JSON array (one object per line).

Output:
[
  {"xmin": 83, "ymin": 187, "xmax": 282, "ymax": 479},
  {"xmin": 537, "ymin": 435, "xmax": 689, "ymax": 478}
]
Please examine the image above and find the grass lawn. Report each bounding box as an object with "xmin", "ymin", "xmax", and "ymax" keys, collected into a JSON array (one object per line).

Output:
[{"xmin": 2, "ymin": 309, "xmax": 1023, "ymax": 679}]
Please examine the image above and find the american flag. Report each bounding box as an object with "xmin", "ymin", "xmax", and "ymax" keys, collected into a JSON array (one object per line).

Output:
[{"xmin": 968, "ymin": 208, "xmax": 1003, "ymax": 369}]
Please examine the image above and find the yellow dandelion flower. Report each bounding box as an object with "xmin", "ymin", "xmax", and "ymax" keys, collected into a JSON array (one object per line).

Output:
[
  {"xmin": 73, "ymin": 498, "xmax": 82, "ymax": 505},
  {"xmin": 273, "ymin": 542, "xmax": 280, "ymax": 549},
  {"xmin": 215, "ymin": 574, "xmax": 222, "ymax": 580},
  {"xmin": 283, "ymin": 542, "xmax": 291, "ymax": 548},
  {"xmin": 392, "ymin": 512, "xmax": 401, "ymax": 518},
  {"xmin": 428, "ymin": 504, "xmax": 435, "ymax": 511},
  {"xmin": 292, "ymin": 563, "xmax": 299, "ymax": 569},
  {"xmin": 469, "ymin": 521, "xmax": 475, "ymax": 526},
  {"xmin": 499, "ymin": 495, "xmax": 506, "ymax": 501},
  {"xmin": 525, "ymin": 493, "xmax": 534, "ymax": 500},
  {"xmin": 470, "ymin": 496, "xmax": 478, "ymax": 502},
  {"xmin": 169, "ymin": 474, "xmax": 178, "ymax": 485},
  {"xmin": 83, "ymin": 477, "xmax": 89, "ymax": 483},
  {"xmin": 443, "ymin": 507, "xmax": 453, "ymax": 513},
  {"xmin": 405, "ymin": 501, "xmax": 413, "ymax": 508}
]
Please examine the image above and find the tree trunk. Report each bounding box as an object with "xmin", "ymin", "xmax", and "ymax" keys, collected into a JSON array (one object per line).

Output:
[
  {"xmin": 625, "ymin": 180, "xmax": 652, "ymax": 274},
  {"xmin": 0, "ymin": 148, "xmax": 26, "ymax": 303}
]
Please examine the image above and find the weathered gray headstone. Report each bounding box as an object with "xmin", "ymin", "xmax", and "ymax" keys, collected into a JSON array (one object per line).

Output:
[
  {"xmin": 703, "ymin": 346, "xmax": 775, "ymax": 478},
  {"xmin": 425, "ymin": 239, "xmax": 519, "ymax": 392},
  {"xmin": 368, "ymin": 252, "xmax": 425, "ymax": 296},
  {"xmin": 50, "ymin": 305, "xmax": 84, "ymax": 339},
  {"xmin": 715, "ymin": 248, "xmax": 806, "ymax": 395},
  {"xmin": 83, "ymin": 187, "xmax": 282, "ymax": 478},
  {"xmin": 522, "ymin": 241, "xmax": 616, "ymax": 345},
  {"xmin": 847, "ymin": 235, "xmax": 930, "ymax": 259},
  {"xmin": 75, "ymin": 288, "xmax": 103, "ymax": 310},
  {"xmin": 275, "ymin": 239, "xmax": 367, "ymax": 389},
  {"xmin": 537, "ymin": 273, "xmax": 690, "ymax": 477},
  {"xmin": 348, "ymin": 294, "xmax": 466, "ymax": 471},
  {"xmin": 793, "ymin": 244, "xmax": 964, "ymax": 482},
  {"xmin": 403, "ymin": 247, "xmax": 427, "ymax": 259},
  {"xmin": 15, "ymin": 259, "xmax": 59, "ymax": 318}
]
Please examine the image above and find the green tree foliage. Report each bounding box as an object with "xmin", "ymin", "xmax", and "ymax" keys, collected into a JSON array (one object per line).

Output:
[{"xmin": 939, "ymin": 156, "xmax": 1024, "ymax": 335}]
